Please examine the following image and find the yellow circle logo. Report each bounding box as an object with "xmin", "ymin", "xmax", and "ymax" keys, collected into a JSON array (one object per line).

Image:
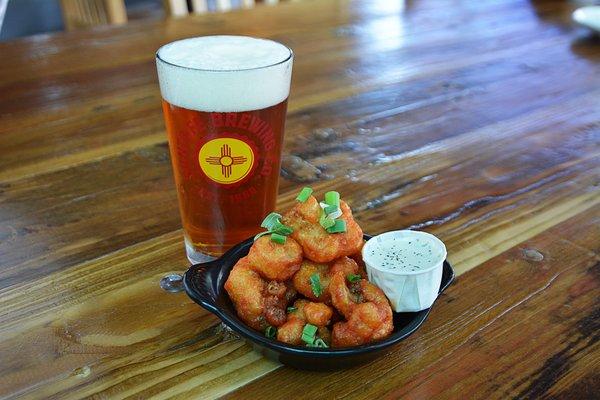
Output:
[{"xmin": 198, "ymin": 138, "xmax": 255, "ymax": 184}]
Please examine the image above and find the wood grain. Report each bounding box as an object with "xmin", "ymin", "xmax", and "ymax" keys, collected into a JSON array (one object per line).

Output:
[{"xmin": 0, "ymin": 0, "xmax": 598, "ymax": 398}]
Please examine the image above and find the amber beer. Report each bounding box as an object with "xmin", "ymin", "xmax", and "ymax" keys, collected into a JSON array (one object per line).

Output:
[{"xmin": 156, "ymin": 36, "xmax": 293, "ymax": 262}]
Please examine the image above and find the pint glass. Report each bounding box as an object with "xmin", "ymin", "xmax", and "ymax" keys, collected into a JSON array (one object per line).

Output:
[{"xmin": 156, "ymin": 36, "xmax": 293, "ymax": 263}]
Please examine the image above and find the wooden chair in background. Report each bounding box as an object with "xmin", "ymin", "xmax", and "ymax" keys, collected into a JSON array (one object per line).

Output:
[
  {"xmin": 60, "ymin": 0, "xmax": 127, "ymax": 30},
  {"xmin": 58, "ymin": 0, "xmax": 284, "ymax": 31},
  {"xmin": 163, "ymin": 0, "xmax": 281, "ymax": 17}
]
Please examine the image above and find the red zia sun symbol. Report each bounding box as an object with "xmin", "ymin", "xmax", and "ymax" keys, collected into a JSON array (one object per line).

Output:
[{"xmin": 205, "ymin": 144, "xmax": 248, "ymax": 178}]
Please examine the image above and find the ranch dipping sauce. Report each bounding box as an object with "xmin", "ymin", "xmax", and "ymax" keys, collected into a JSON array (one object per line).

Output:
[
  {"xmin": 365, "ymin": 234, "xmax": 445, "ymax": 272},
  {"xmin": 362, "ymin": 230, "xmax": 447, "ymax": 312}
]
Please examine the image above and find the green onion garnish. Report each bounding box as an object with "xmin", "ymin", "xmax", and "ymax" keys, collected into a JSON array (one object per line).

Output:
[
  {"xmin": 307, "ymin": 338, "xmax": 329, "ymax": 348},
  {"xmin": 301, "ymin": 323, "xmax": 318, "ymax": 344},
  {"xmin": 296, "ymin": 187, "xmax": 313, "ymax": 202},
  {"xmin": 309, "ymin": 273, "xmax": 323, "ymax": 298},
  {"xmin": 265, "ymin": 325, "xmax": 276, "ymax": 339},
  {"xmin": 255, "ymin": 212, "xmax": 294, "ymax": 242},
  {"xmin": 302, "ymin": 333, "xmax": 314, "ymax": 344},
  {"xmin": 260, "ymin": 212, "xmax": 282, "ymax": 230},
  {"xmin": 326, "ymin": 219, "xmax": 347, "ymax": 234},
  {"xmin": 271, "ymin": 233, "xmax": 287, "ymax": 244},
  {"xmin": 303, "ymin": 324, "xmax": 318, "ymax": 336},
  {"xmin": 319, "ymin": 212, "xmax": 335, "ymax": 229},
  {"xmin": 324, "ymin": 204, "xmax": 339, "ymax": 215},
  {"xmin": 287, "ymin": 306, "xmax": 297, "ymax": 313},
  {"xmin": 324, "ymin": 191, "xmax": 340, "ymax": 208},
  {"xmin": 254, "ymin": 231, "xmax": 271, "ymax": 241},
  {"xmin": 271, "ymin": 221, "xmax": 293, "ymax": 236},
  {"xmin": 347, "ymin": 274, "xmax": 361, "ymax": 283}
]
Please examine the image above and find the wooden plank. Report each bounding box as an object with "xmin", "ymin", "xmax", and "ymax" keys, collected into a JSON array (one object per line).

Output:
[
  {"xmin": 1, "ymin": 32, "xmax": 595, "ymax": 185},
  {"xmin": 0, "ymin": 79, "xmax": 598, "ymax": 286},
  {"xmin": 1, "ymin": 90, "xmax": 597, "ymax": 289},
  {"xmin": 0, "ymin": 203, "xmax": 596, "ymax": 399},
  {"xmin": 1, "ymin": 29, "xmax": 592, "ymax": 185},
  {"xmin": 0, "ymin": 0, "xmax": 589, "ymax": 183},
  {"xmin": 1, "ymin": 152, "xmax": 597, "ymax": 335},
  {"xmin": 0, "ymin": 0, "xmax": 527, "ymax": 83}
]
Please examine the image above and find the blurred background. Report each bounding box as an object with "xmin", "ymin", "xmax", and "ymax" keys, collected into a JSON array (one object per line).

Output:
[
  {"xmin": 0, "ymin": 0, "xmax": 278, "ymax": 41},
  {"xmin": 1, "ymin": 0, "xmax": 599, "ymax": 42}
]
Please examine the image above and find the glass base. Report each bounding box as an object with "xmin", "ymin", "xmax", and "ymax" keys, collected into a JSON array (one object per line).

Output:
[{"xmin": 185, "ymin": 238, "xmax": 217, "ymax": 264}]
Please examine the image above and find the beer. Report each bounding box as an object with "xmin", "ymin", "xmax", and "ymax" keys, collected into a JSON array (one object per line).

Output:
[{"xmin": 156, "ymin": 36, "xmax": 293, "ymax": 262}]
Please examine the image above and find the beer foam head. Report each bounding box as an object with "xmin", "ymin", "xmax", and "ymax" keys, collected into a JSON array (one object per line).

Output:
[{"xmin": 156, "ymin": 36, "xmax": 293, "ymax": 112}]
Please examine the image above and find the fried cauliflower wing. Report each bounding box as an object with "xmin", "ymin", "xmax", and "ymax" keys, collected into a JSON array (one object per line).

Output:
[
  {"xmin": 224, "ymin": 257, "xmax": 296, "ymax": 331},
  {"xmin": 224, "ymin": 257, "xmax": 266, "ymax": 330},
  {"xmin": 247, "ymin": 235, "xmax": 303, "ymax": 281},
  {"xmin": 292, "ymin": 260, "xmax": 331, "ymax": 302},
  {"xmin": 276, "ymin": 317, "xmax": 305, "ymax": 345},
  {"xmin": 276, "ymin": 299, "xmax": 334, "ymax": 345},
  {"xmin": 329, "ymin": 272, "xmax": 393, "ymax": 347},
  {"xmin": 282, "ymin": 196, "xmax": 363, "ymax": 263},
  {"xmin": 224, "ymin": 191, "xmax": 396, "ymax": 349},
  {"xmin": 292, "ymin": 256, "xmax": 362, "ymax": 303}
]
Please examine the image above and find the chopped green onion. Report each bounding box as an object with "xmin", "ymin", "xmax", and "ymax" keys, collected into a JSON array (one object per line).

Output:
[
  {"xmin": 307, "ymin": 338, "xmax": 329, "ymax": 348},
  {"xmin": 254, "ymin": 231, "xmax": 271, "ymax": 241},
  {"xmin": 296, "ymin": 187, "xmax": 313, "ymax": 202},
  {"xmin": 324, "ymin": 191, "xmax": 340, "ymax": 208},
  {"xmin": 347, "ymin": 274, "xmax": 361, "ymax": 283},
  {"xmin": 260, "ymin": 212, "xmax": 282, "ymax": 230},
  {"xmin": 328, "ymin": 208, "xmax": 343, "ymax": 220},
  {"xmin": 301, "ymin": 323, "xmax": 318, "ymax": 344},
  {"xmin": 302, "ymin": 324, "xmax": 318, "ymax": 336},
  {"xmin": 265, "ymin": 325, "xmax": 277, "ymax": 339},
  {"xmin": 287, "ymin": 306, "xmax": 297, "ymax": 313},
  {"xmin": 324, "ymin": 204, "xmax": 339, "ymax": 215},
  {"xmin": 309, "ymin": 273, "xmax": 323, "ymax": 298},
  {"xmin": 319, "ymin": 212, "xmax": 335, "ymax": 229},
  {"xmin": 271, "ymin": 221, "xmax": 293, "ymax": 236},
  {"xmin": 271, "ymin": 233, "xmax": 287, "ymax": 244},
  {"xmin": 256, "ymin": 213, "xmax": 293, "ymax": 242},
  {"xmin": 302, "ymin": 333, "xmax": 314, "ymax": 344},
  {"xmin": 326, "ymin": 219, "xmax": 347, "ymax": 234}
]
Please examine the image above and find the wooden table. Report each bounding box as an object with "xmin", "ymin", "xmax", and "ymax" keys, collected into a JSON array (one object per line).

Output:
[{"xmin": 1, "ymin": 0, "xmax": 599, "ymax": 398}]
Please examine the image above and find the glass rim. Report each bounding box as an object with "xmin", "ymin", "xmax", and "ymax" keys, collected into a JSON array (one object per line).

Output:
[{"xmin": 155, "ymin": 36, "xmax": 294, "ymax": 73}]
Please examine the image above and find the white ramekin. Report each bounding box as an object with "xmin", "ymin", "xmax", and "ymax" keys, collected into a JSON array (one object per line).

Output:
[{"xmin": 362, "ymin": 230, "xmax": 447, "ymax": 312}]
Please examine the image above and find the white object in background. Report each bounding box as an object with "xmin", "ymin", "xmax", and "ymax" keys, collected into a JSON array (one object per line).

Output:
[
  {"xmin": 573, "ymin": 6, "xmax": 600, "ymax": 33},
  {"xmin": 0, "ymin": 0, "xmax": 8, "ymax": 34},
  {"xmin": 191, "ymin": 0, "xmax": 209, "ymax": 14},
  {"xmin": 216, "ymin": 0, "xmax": 232, "ymax": 12},
  {"xmin": 362, "ymin": 230, "xmax": 447, "ymax": 312},
  {"xmin": 165, "ymin": 0, "xmax": 189, "ymax": 17}
]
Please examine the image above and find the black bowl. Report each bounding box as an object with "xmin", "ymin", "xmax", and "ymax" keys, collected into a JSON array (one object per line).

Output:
[{"xmin": 183, "ymin": 234, "xmax": 454, "ymax": 371}]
